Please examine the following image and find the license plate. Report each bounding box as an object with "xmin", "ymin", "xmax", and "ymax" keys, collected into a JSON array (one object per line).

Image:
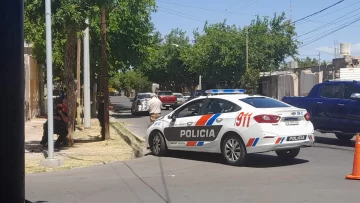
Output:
[
  {"xmin": 285, "ymin": 119, "xmax": 299, "ymax": 125},
  {"xmin": 287, "ymin": 135, "xmax": 306, "ymax": 141},
  {"xmin": 165, "ymin": 105, "xmax": 170, "ymax": 107}
]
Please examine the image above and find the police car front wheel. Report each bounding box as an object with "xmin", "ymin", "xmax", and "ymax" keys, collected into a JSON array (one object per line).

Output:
[
  {"xmin": 150, "ymin": 132, "xmax": 167, "ymax": 156},
  {"xmin": 221, "ymin": 135, "xmax": 247, "ymax": 166}
]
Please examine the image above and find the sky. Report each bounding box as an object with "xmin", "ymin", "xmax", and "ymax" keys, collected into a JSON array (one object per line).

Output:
[{"xmin": 151, "ymin": 0, "xmax": 360, "ymax": 61}]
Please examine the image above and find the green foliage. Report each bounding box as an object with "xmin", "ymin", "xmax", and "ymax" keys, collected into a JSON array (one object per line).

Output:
[
  {"xmin": 239, "ymin": 68, "xmax": 260, "ymax": 95},
  {"xmin": 182, "ymin": 21, "xmax": 244, "ymax": 88},
  {"xmin": 180, "ymin": 13, "xmax": 298, "ymax": 89},
  {"xmin": 109, "ymin": 70, "xmax": 152, "ymax": 93},
  {"xmin": 295, "ymin": 57, "xmax": 320, "ymax": 68},
  {"xmin": 137, "ymin": 29, "xmax": 198, "ymax": 91}
]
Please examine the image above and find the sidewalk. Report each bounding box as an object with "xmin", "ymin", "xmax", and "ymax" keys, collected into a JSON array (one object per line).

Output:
[
  {"xmin": 25, "ymin": 118, "xmax": 46, "ymax": 153},
  {"xmin": 24, "ymin": 118, "xmax": 135, "ymax": 174}
]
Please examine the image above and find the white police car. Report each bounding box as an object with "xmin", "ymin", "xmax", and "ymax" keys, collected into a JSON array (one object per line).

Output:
[{"xmin": 145, "ymin": 89, "xmax": 314, "ymax": 166}]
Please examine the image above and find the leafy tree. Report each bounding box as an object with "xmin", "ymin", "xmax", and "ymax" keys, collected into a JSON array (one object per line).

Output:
[
  {"xmin": 294, "ymin": 57, "xmax": 319, "ymax": 67},
  {"xmin": 138, "ymin": 29, "xmax": 198, "ymax": 92},
  {"xmin": 247, "ymin": 13, "xmax": 299, "ymax": 73},
  {"xmin": 25, "ymin": 0, "xmax": 156, "ymax": 141},
  {"xmin": 25, "ymin": 0, "xmax": 93, "ymax": 143},
  {"xmin": 109, "ymin": 70, "xmax": 152, "ymax": 94},
  {"xmin": 182, "ymin": 21, "xmax": 245, "ymax": 89},
  {"xmin": 181, "ymin": 13, "xmax": 298, "ymax": 90},
  {"xmin": 239, "ymin": 68, "xmax": 260, "ymax": 95}
]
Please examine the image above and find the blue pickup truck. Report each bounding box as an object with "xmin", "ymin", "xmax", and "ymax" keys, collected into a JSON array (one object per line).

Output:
[{"xmin": 282, "ymin": 80, "xmax": 360, "ymax": 140}]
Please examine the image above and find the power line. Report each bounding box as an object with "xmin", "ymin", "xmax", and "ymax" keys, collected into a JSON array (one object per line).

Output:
[
  {"xmin": 296, "ymin": 1, "xmax": 360, "ymax": 25},
  {"xmin": 296, "ymin": 7, "xmax": 360, "ymax": 38},
  {"xmin": 299, "ymin": 13, "xmax": 360, "ymax": 42},
  {"xmin": 158, "ymin": 8, "xmax": 206, "ymax": 23},
  {"xmin": 300, "ymin": 19, "xmax": 360, "ymax": 28},
  {"xmin": 214, "ymin": 0, "xmax": 250, "ymax": 21},
  {"xmin": 300, "ymin": 16, "xmax": 360, "ymax": 48},
  {"xmin": 157, "ymin": 0, "xmax": 256, "ymax": 17},
  {"xmin": 293, "ymin": 0, "xmax": 344, "ymax": 24},
  {"xmin": 159, "ymin": 6, "xmax": 209, "ymax": 21}
]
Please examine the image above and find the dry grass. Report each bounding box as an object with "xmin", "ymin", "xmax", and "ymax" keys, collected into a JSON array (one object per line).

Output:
[{"xmin": 25, "ymin": 119, "xmax": 134, "ymax": 174}]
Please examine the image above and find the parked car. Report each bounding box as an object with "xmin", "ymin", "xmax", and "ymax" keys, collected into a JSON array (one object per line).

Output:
[
  {"xmin": 282, "ymin": 80, "xmax": 360, "ymax": 140},
  {"xmin": 157, "ymin": 91, "xmax": 178, "ymax": 110},
  {"xmin": 173, "ymin": 93, "xmax": 186, "ymax": 108},
  {"xmin": 130, "ymin": 93, "xmax": 151, "ymax": 115},
  {"xmin": 182, "ymin": 92, "xmax": 191, "ymax": 101},
  {"xmin": 146, "ymin": 89, "xmax": 314, "ymax": 166}
]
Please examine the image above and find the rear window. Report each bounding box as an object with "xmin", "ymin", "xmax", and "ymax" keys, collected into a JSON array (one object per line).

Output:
[
  {"xmin": 158, "ymin": 91, "xmax": 172, "ymax": 96},
  {"xmin": 182, "ymin": 92, "xmax": 190, "ymax": 96},
  {"xmin": 240, "ymin": 97, "xmax": 290, "ymax": 108},
  {"xmin": 174, "ymin": 94, "xmax": 183, "ymax": 98},
  {"xmin": 138, "ymin": 94, "xmax": 150, "ymax": 99}
]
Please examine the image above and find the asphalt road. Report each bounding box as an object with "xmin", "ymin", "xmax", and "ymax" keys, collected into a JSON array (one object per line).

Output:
[{"xmin": 25, "ymin": 96, "xmax": 359, "ymax": 203}]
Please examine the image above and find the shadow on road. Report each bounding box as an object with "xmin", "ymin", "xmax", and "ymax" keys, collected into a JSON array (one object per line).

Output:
[
  {"xmin": 315, "ymin": 136, "xmax": 355, "ymax": 148},
  {"xmin": 147, "ymin": 151, "xmax": 309, "ymax": 168},
  {"xmin": 111, "ymin": 113, "xmax": 147, "ymax": 119},
  {"xmin": 25, "ymin": 199, "xmax": 48, "ymax": 203}
]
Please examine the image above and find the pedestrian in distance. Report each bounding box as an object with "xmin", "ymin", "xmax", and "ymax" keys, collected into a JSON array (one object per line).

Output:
[{"xmin": 148, "ymin": 93, "xmax": 162, "ymax": 124}]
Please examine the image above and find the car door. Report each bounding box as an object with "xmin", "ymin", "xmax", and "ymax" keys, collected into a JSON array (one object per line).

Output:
[
  {"xmin": 337, "ymin": 83, "xmax": 360, "ymax": 133},
  {"xmin": 201, "ymin": 98, "xmax": 242, "ymax": 146},
  {"xmin": 163, "ymin": 98, "xmax": 209, "ymax": 149},
  {"xmin": 313, "ymin": 83, "xmax": 343, "ymax": 130}
]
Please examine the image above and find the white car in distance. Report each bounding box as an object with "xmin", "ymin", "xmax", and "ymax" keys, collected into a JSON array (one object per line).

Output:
[
  {"xmin": 145, "ymin": 89, "xmax": 315, "ymax": 166},
  {"xmin": 173, "ymin": 93, "xmax": 186, "ymax": 108}
]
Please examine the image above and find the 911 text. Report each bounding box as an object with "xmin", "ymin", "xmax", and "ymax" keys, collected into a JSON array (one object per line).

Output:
[{"xmin": 235, "ymin": 112, "xmax": 253, "ymax": 127}]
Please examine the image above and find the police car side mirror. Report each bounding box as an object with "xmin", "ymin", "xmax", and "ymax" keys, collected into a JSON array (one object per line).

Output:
[{"xmin": 169, "ymin": 114, "xmax": 176, "ymax": 122}]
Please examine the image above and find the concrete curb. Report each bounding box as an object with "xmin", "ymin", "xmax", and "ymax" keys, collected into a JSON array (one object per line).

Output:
[
  {"xmin": 119, "ymin": 122, "xmax": 146, "ymax": 143},
  {"xmin": 110, "ymin": 122, "xmax": 145, "ymax": 158}
]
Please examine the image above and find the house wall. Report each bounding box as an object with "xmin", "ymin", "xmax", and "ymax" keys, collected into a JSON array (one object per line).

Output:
[{"xmin": 24, "ymin": 54, "xmax": 41, "ymax": 120}]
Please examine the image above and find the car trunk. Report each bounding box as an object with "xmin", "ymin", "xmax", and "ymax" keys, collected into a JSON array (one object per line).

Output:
[{"xmin": 256, "ymin": 108, "xmax": 311, "ymax": 136}]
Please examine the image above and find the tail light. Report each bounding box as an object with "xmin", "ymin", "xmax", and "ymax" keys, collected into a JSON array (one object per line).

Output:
[
  {"xmin": 304, "ymin": 112, "xmax": 311, "ymax": 121},
  {"xmin": 254, "ymin": 114, "xmax": 281, "ymax": 123}
]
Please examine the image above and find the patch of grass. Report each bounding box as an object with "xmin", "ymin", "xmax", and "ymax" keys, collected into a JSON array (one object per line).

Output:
[{"xmin": 25, "ymin": 119, "xmax": 134, "ymax": 174}]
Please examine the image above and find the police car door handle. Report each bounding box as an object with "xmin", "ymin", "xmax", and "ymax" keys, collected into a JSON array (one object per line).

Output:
[
  {"xmin": 338, "ymin": 103, "xmax": 345, "ymax": 106},
  {"xmin": 216, "ymin": 118, "xmax": 223, "ymax": 123},
  {"xmin": 187, "ymin": 122, "xmax": 193, "ymax": 126},
  {"xmin": 317, "ymin": 101, "xmax": 323, "ymax": 104}
]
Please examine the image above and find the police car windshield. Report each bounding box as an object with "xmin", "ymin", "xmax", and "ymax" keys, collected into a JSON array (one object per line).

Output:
[
  {"xmin": 138, "ymin": 94, "xmax": 151, "ymax": 99},
  {"xmin": 240, "ymin": 97, "xmax": 290, "ymax": 108}
]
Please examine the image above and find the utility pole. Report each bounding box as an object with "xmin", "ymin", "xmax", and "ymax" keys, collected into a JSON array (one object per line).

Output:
[
  {"xmin": 1, "ymin": 0, "xmax": 25, "ymax": 202},
  {"xmin": 199, "ymin": 75, "xmax": 202, "ymax": 90},
  {"xmin": 76, "ymin": 38, "xmax": 81, "ymax": 123},
  {"xmin": 45, "ymin": 0, "xmax": 55, "ymax": 159},
  {"xmin": 83, "ymin": 18, "xmax": 91, "ymax": 128},
  {"xmin": 246, "ymin": 26, "xmax": 249, "ymax": 70},
  {"xmin": 101, "ymin": 8, "xmax": 110, "ymax": 139},
  {"xmin": 290, "ymin": 0, "xmax": 292, "ymax": 23},
  {"xmin": 318, "ymin": 52, "xmax": 321, "ymax": 83}
]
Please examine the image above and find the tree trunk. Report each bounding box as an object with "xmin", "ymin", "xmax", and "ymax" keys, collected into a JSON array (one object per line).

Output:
[
  {"xmin": 64, "ymin": 28, "xmax": 78, "ymax": 146},
  {"xmin": 101, "ymin": 8, "xmax": 110, "ymax": 140}
]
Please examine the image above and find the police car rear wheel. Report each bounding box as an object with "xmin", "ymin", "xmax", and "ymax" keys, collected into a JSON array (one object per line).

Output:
[
  {"xmin": 150, "ymin": 132, "xmax": 167, "ymax": 156},
  {"xmin": 275, "ymin": 148, "xmax": 300, "ymax": 160},
  {"xmin": 222, "ymin": 135, "xmax": 247, "ymax": 166}
]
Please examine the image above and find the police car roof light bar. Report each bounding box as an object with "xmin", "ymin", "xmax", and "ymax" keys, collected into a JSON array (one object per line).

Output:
[{"xmin": 205, "ymin": 89, "xmax": 246, "ymax": 94}]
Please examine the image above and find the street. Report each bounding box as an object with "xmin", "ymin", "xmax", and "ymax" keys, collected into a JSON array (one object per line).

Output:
[{"xmin": 25, "ymin": 96, "xmax": 359, "ymax": 203}]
